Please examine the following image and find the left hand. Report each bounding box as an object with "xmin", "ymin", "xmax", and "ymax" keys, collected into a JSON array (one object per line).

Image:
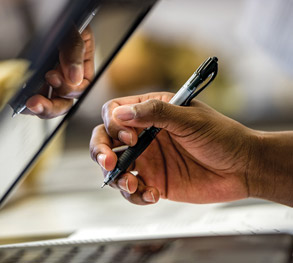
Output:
[{"xmin": 25, "ymin": 26, "xmax": 95, "ymax": 119}]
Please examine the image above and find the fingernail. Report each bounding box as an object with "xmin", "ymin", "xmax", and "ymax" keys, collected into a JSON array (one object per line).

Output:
[
  {"xmin": 29, "ymin": 104, "xmax": 44, "ymax": 114},
  {"xmin": 142, "ymin": 191, "xmax": 156, "ymax": 203},
  {"xmin": 114, "ymin": 105, "xmax": 136, "ymax": 121},
  {"xmin": 118, "ymin": 131, "xmax": 132, "ymax": 145},
  {"xmin": 112, "ymin": 145, "xmax": 129, "ymax": 153},
  {"xmin": 45, "ymin": 73, "xmax": 62, "ymax": 88},
  {"xmin": 97, "ymin": 154, "xmax": 106, "ymax": 169},
  {"xmin": 118, "ymin": 178, "xmax": 130, "ymax": 193},
  {"xmin": 69, "ymin": 64, "xmax": 83, "ymax": 86}
]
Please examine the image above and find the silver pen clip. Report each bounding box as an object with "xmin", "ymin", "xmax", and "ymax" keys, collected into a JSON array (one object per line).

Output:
[{"xmin": 184, "ymin": 57, "xmax": 218, "ymax": 106}]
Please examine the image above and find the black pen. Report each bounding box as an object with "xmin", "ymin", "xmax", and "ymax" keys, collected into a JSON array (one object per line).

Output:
[{"xmin": 101, "ymin": 56, "xmax": 218, "ymax": 188}]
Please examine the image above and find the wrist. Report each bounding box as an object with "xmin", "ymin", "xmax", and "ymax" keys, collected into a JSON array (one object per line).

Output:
[
  {"xmin": 244, "ymin": 129, "xmax": 268, "ymax": 200},
  {"xmin": 246, "ymin": 130, "xmax": 293, "ymax": 206}
]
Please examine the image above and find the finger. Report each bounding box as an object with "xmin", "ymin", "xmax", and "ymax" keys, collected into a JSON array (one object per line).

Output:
[
  {"xmin": 113, "ymin": 172, "xmax": 138, "ymax": 194},
  {"xmin": 45, "ymin": 70, "xmax": 63, "ymax": 88},
  {"xmin": 45, "ymin": 68, "xmax": 91, "ymax": 99},
  {"xmin": 47, "ymin": 26, "xmax": 95, "ymax": 99},
  {"xmin": 120, "ymin": 176, "xmax": 160, "ymax": 205},
  {"xmin": 102, "ymin": 100, "xmax": 137, "ymax": 146},
  {"xmin": 101, "ymin": 92, "xmax": 174, "ymax": 145},
  {"xmin": 26, "ymin": 94, "xmax": 73, "ymax": 119},
  {"xmin": 89, "ymin": 124, "xmax": 118, "ymax": 171},
  {"xmin": 81, "ymin": 26, "xmax": 95, "ymax": 82},
  {"xmin": 105, "ymin": 92, "xmax": 174, "ymax": 107},
  {"xmin": 59, "ymin": 26, "xmax": 85, "ymax": 86},
  {"xmin": 112, "ymin": 99, "xmax": 191, "ymax": 134}
]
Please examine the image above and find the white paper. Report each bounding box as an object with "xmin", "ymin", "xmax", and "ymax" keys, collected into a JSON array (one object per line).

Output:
[{"xmin": 70, "ymin": 203, "xmax": 293, "ymax": 242}]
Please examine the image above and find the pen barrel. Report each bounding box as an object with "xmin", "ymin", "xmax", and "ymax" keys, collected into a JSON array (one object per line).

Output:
[
  {"xmin": 169, "ymin": 75, "xmax": 202, "ymax": 106},
  {"xmin": 116, "ymin": 127, "xmax": 161, "ymax": 172},
  {"xmin": 106, "ymin": 57, "xmax": 218, "ymax": 185}
]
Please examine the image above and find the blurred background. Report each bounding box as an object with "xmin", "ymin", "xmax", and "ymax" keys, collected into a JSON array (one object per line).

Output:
[
  {"xmin": 0, "ymin": 0, "xmax": 293, "ymax": 245},
  {"xmin": 67, "ymin": 0, "xmax": 293, "ymax": 147}
]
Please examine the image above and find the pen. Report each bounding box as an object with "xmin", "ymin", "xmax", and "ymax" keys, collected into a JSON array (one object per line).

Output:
[
  {"xmin": 101, "ymin": 56, "xmax": 218, "ymax": 188},
  {"xmin": 11, "ymin": 7, "xmax": 99, "ymax": 117}
]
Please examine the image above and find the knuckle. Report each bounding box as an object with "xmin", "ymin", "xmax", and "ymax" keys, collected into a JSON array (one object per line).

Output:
[
  {"xmin": 89, "ymin": 124, "xmax": 103, "ymax": 153},
  {"xmin": 89, "ymin": 144, "xmax": 101, "ymax": 162},
  {"xmin": 91, "ymin": 125, "xmax": 105, "ymax": 142},
  {"xmin": 73, "ymin": 43, "xmax": 86, "ymax": 58},
  {"xmin": 61, "ymin": 39, "xmax": 85, "ymax": 64},
  {"xmin": 101, "ymin": 100, "xmax": 112, "ymax": 120},
  {"xmin": 89, "ymin": 145, "xmax": 97, "ymax": 161},
  {"xmin": 135, "ymin": 99, "xmax": 165, "ymax": 119},
  {"xmin": 91, "ymin": 124, "xmax": 100, "ymax": 137},
  {"xmin": 101, "ymin": 102, "xmax": 119, "ymax": 138},
  {"xmin": 149, "ymin": 99, "xmax": 165, "ymax": 116},
  {"xmin": 69, "ymin": 31, "xmax": 85, "ymax": 50},
  {"xmin": 106, "ymin": 125, "xmax": 119, "ymax": 140}
]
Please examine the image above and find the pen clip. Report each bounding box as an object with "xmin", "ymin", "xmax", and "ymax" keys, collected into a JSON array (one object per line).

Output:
[{"xmin": 184, "ymin": 57, "xmax": 218, "ymax": 106}]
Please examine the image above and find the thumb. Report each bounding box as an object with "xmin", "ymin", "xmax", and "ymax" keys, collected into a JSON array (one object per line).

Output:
[
  {"xmin": 59, "ymin": 26, "xmax": 85, "ymax": 86},
  {"xmin": 113, "ymin": 99, "xmax": 188, "ymax": 133}
]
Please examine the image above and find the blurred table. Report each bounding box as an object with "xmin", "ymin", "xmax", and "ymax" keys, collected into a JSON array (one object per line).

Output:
[
  {"xmin": 1, "ymin": 148, "xmax": 291, "ymax": 247},
  {"xmin": 0, "ymin": 149, "xmax": 216, "ymax": 245}
]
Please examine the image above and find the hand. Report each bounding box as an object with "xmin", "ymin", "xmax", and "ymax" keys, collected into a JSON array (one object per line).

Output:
[
  {"xmin": 25, "ymin": 26, "xmax": 95, "ymax": 119},
  {"xmin": 90, "ymin": 92, "xmax": 260, "ymax": 205}
]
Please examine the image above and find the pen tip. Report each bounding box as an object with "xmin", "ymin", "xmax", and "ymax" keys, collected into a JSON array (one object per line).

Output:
[
  {"xmin": 101, "ymin": 183, "xmax": 106, "ymax": 188},
  {"xmin": 12, "ymin": 112, "xmax": 17, "ymax": 118}
]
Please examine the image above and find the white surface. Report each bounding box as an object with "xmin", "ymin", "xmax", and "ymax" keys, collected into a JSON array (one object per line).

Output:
[
  {"xmin": 71, "ymin": 204, "xmax": 293, "ymax": 241},
  {"xmin": 0, "ymin": 189, "xmax": 218, "ymax": 239}
]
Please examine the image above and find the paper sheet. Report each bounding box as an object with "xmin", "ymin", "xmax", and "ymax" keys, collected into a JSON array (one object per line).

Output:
[
  {"xmin": 1, "ymin": 202, "xmax": 293, "ymax": 249},
  {"xmin": 69, "ymin": 203, "xmax": 293, "ymax": 242}
]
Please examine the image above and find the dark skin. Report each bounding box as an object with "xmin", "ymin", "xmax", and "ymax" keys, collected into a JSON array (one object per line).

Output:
[
  {"xmin": 25, "ymin": 26, "xmax": 95, "ymax": 119},
  {"xmin": 91, "ymin": 93, "xmax": 252, "ymax": 205},
  {"xmin": 90, "ymin": 92, "xmax": 293, "ymax": 207}
]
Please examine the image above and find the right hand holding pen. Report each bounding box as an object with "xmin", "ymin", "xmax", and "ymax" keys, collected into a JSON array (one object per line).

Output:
[{"xmin": 90, "ymin": 92, "xmax": 262, "ymax": 205}]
